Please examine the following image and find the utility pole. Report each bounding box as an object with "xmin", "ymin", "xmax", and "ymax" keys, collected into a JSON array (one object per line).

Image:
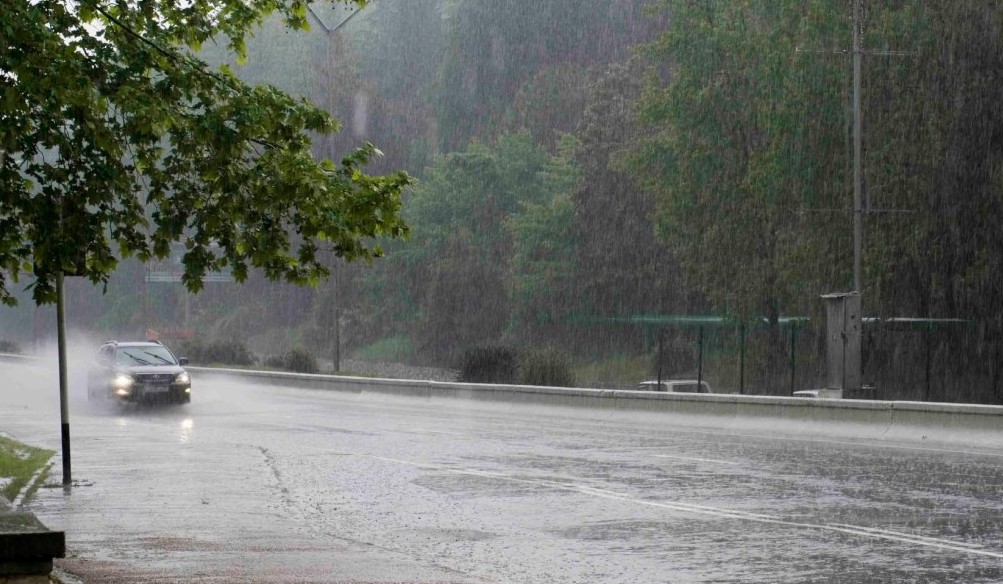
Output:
[
  {"xmin": 798, "ymin": 0, "xmax": 914, "ymax": 299},
  {"xmin": 306, "ymin": 3, "xmax": 367, "ymax": 375},
  {"xmin": 852, "ymin": 0, "xmax": 863, "ymax": 295},
  {"xmin": 799, "ymin": 1, "xmax": 914, "ymax": 395},
  {"xmin": 333, "ymin": 307, "xmax": 341, "ymax": 373}
]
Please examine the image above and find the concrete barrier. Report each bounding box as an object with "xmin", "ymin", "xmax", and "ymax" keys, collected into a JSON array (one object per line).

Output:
[
  {"xmin": 188, "ymin": 366, "xmax": 1003, "ymax": 451},
  {"xmin": 1, "ymin": 355, "xmax": 998, "ymax": 448}
]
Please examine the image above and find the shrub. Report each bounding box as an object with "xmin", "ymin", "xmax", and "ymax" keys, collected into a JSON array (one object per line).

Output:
[
  {"xmin": 458, "ymin": 345, "xmax": 518, "ymax": 384},
  {"xmin": 518, "ymin": 346, "xmax": 575, "ymax": 388},
  {"xmin": 352, "ymin": 334, "xmax": 414, "ymax": 362},
  {"xmin": 178, "ymin": 339, "xmax": 256, "ymax": 367},
  {"xmin": 265, "ymin": 348, "xmax": 319, "ymax": 374},
  {"xmin": 0, "ymin": 340, "xmax": 22, "ymax": 354}
]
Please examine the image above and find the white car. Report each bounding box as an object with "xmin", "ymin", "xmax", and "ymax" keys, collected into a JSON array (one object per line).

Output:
[{"xmin": 636, "ymin": 379, "xmax": 712, "ymax": 394}]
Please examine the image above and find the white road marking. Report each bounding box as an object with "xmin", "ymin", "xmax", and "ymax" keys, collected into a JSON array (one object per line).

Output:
[
  {"xmin": 827, "ymin": 523, "xmax": 988, "ymax": 550},
  {"xmin": 677, "ymin": 429, "xmax": 1003, "ymax": 458},
  {"xmin": 352, "ymin": 453, "xmax": 1003, "ymax": 560}
]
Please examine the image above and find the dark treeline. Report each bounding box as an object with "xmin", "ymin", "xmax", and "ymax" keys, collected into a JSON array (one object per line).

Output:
[{"xmin": 4, "ymin": 0, "xmax": 1003, "ymax": 402}]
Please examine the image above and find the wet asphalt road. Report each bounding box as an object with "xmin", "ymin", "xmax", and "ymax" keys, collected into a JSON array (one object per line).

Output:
[{"xmin": 2, "ymin": 362, "xmax": 1002, "ymax": 583}]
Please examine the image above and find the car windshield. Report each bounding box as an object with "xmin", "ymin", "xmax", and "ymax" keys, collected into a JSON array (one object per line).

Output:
[{"xmin": 115, "ymin": 346, "xmax": 177, "ymax": 366}]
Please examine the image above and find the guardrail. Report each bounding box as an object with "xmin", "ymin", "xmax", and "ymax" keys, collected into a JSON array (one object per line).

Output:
[{"xmin": 188, "ymin": 366, "xmax": 1003, "ymax": 450}]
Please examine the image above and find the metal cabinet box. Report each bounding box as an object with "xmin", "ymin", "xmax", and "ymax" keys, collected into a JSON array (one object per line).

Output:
[{"xmin": 822, "ymin": 292, "xmax": 861, "ymax": 391}]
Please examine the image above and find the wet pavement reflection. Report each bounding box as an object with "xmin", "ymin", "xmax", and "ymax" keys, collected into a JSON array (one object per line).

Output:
[{"xmin": 0, "ymin": 362, "xmax": 1000, "ymax": 583}]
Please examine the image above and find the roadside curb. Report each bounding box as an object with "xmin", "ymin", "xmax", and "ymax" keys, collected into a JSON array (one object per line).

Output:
[
  {"xmin": 0, "ymin": 511, "xmax": 65, "ymax": 582},
  {"xmin": 12, "ymin": 463, "xmax": 53, "ymax": 509},
  {"xmin": 49, "ymin": 567, "xmax": 82, "ymax": 584}
]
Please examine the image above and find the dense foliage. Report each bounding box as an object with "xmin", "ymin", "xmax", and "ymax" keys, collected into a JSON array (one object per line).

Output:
[
  {"xmin": 458, "ymin": 345, "xmax": 518, "ymax": 384},
  {"xmin": 1, "ymin": 0, "xmax": 410, "ymax": 306},
  {"xmin": 178, "ymin": 338, "xmax": 256, "ymax": 367},
  {"xmin": 457, "ymin": 344, "xmax": 574, "ymax": 387},
  {"xmin": 632, "ymin": 0, "xmax": 1003, "ymax": 399},
  {"xmin": 264, "ymin": 347, "xmax": 320, "ymax": 373},
  {"xmin": 517, "ymin": 346, "xmax": 575, "ymax": 388}
]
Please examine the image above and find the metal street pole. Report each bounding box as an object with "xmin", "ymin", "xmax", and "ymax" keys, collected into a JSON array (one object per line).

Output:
[
  {"xmin": 739, "ymin": 323, "xmax": 746, "ymax": 395},
  {"xmin": 306, "ymin": 3, "xmax": 366, "ymax": 376},
  {"xmin": 697, "ymin": 327, "xmax": 704, "ymax": 392},
  {"xmin": 853, "ymin": 0, "xmax": 863, "ymax": 295},
  {"xmin": 56, "ymin": 271, "xmax": 71, "ymax": 487},
  {"xmin": 333, "ymin": 307, "xmax": 341, "ymax": 373}
]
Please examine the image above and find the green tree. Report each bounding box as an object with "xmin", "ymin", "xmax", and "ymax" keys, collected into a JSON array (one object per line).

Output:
[
  {"xmin": 632, "ymin": 1, "xmax": 1003, "ymax": 400},
  {"xmin": 503, "ymin": 64, "xmax": 593, "ymax": 151},
  {"xmin": 858, "ymin": 3, "xmax": 1003, "ymax": 402},
  {"xmin": 631, "ymin": 1, "xmax": 855, "ymax": 389},
  {"xmin": 860, "ymin": 3, "xmax": 1003, "ymax": 320},
  {"xmin": 433, "ymin": 0, "xmax": 651, "ymax": 151},
  {"xmin": 406, "ymin": 133, "xmax": 550, "ymax": 362},
  {"xmin": 357, "ymin": 131, "xmax": 576, "ymax": 363},
  {"xmin": 505, "ymin": 135, "xmax": 581, "ymax": 342},
  {"xmin": 635, "ymin": 1, "xmax": 851, "ymax": 319},
  {"xmin": 577, "ymin": 61, "xmax": 689, "ymax": 320},
  {"xmin": 1, "ymin": 0, "xmax": 410, "ymax": 306}
]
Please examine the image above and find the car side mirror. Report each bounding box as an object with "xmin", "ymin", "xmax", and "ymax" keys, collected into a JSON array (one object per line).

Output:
[{"xmin": 178, "ymin": 357, "xmax": 189, "ymax": 366}]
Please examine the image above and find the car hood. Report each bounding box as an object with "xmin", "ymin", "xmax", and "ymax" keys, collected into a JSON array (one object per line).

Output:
[{"xmin": 117, "ymin": 365, "xmax": 186, "ymax": 376}]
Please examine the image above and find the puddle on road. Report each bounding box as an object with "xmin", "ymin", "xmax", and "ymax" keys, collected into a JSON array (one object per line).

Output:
[
  {"xmin": 427, "ymin": 528, "xmax": 498, "ymax": 542},
  {"xmin": 413, "ymin": 472, "xmax": 568, "ymax": 498},
  {"xmin": 140, "ymin": 536, "xmax": 225, "ymax": 552}
]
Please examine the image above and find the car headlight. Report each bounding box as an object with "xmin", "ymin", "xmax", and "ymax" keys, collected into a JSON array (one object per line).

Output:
[
  {"xmin": 111, "ymin": 373, "xmax": 134, "ymax": 396},
  {"xmin": 111, "ymin": 373, "xmax": 134, "ymax": 390},
  {"xmin": 174, "ymin": 372, "xmax": 190, "ymax": 385}
]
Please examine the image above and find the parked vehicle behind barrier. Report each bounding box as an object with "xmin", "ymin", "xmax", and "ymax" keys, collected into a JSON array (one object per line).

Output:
[{"xmin": 636, "ymin": 379, "xmax": 712, "ymax": 394}]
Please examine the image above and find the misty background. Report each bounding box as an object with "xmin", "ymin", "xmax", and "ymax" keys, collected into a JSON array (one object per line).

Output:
[{"xmin": 2, "ymin": 0, "xmax": 1001, "ymax": 404}]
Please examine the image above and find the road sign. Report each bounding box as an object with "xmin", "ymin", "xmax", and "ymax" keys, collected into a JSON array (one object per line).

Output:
[{"xmin": 145, "ymin": 243, "xmax": 234, "ymax": 283}]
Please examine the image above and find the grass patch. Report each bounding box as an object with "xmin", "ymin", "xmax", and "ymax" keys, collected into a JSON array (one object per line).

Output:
[
  {"xmin": 352, "ymin": 335, "xmax": 414, "ymax": 362},
  {"xmin": 178, "ymin": 338, "xmax": 256, "ymax": 367},
  {"xmin": 574, "ymin": 354, "xmax": 654, "ymax": 389},
  {"xmin": 0, "ymin": 436, "xmax": 54, "ymax": 503}
]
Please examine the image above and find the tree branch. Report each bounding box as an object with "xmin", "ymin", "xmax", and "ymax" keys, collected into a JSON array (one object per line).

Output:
[{"xmin": 93, "ymin": 4, "xmax": 293, "ymax": 152}]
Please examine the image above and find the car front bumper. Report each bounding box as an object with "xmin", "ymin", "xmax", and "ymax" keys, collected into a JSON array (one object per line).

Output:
[{"xmin": 114, "ymin": 382, "xmax": 191, "ymax": 404}]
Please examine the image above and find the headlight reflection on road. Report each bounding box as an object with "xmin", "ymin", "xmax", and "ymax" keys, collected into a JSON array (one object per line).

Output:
[{"xmin": 179, "ymin": 417, "xmax": 195, "ymax": 443}]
